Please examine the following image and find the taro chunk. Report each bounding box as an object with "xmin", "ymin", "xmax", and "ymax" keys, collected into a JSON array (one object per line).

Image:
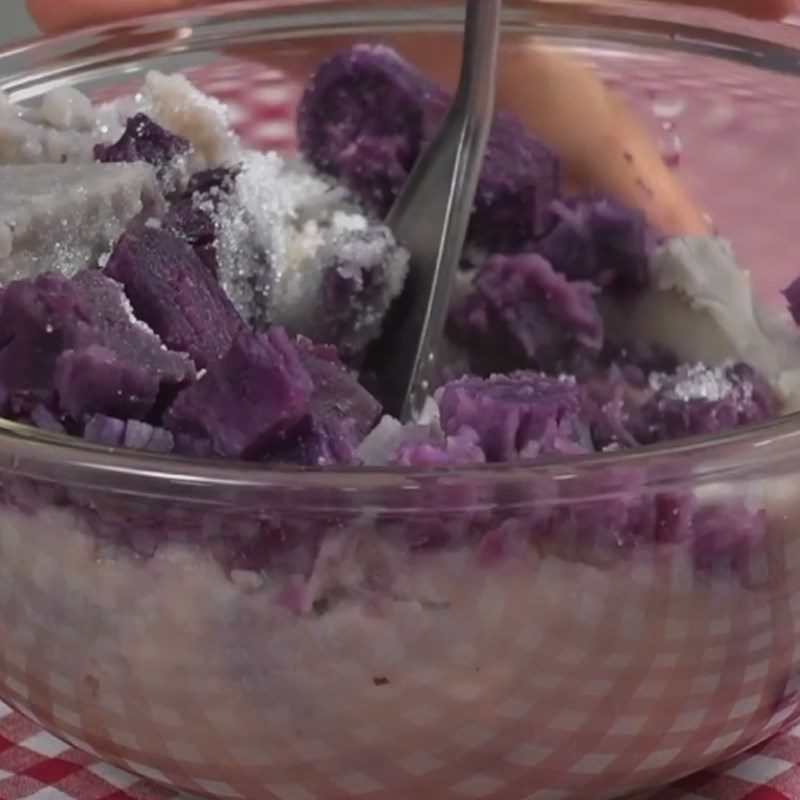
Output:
[
  {"xmin": 139, "ymin": 71, "xmax": 240, "ymax": 167},
  {"xmin": 448, "ymin": 253, "xmax": 603, "ymax": 371},
  {"xmin": 436, "ymin": 372, "xmax": 592, "ymax": 462},
  {"xmin": 0, "ymin": 87, "xmax": 106, "ymax": 165},
  {"xmin": 271, "ymin": 338, "xmax": 382, "ymax": 465},
  {"xmin": 94, "ymin": 113, "xmax": 190, "ymax": 190},
  {"xmin": 270, "ymin": 212, "xmax": 409, "ymax": 362},
  {"xmin": 214, "ymin": 151, "xmax": 408, "ymax": 360},
  {"xmin": 104, "ymin": 226, "xmax": 244, "ymax": 368},
  {"xmin": 535, "ymin": 195, "xmax": 651, "ymax": 294},
  {"xmin": 298, "ymin": 44, "xmax": 560, "ymax": 249},
  {"xmin": 165, "ymin": 328, "xmax": 312, "ymax": 459},
  {"xmin": 0, "ymin": 162, "xmax": 161, "ymax": 284}
]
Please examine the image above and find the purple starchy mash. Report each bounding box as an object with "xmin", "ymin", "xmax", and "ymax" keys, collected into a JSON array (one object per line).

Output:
[
  {"xmin": 269, "ymin": 339, "xmax": 382, "ymax": 465},
  {"xmin": 94, "ymin": 113, "xmax": 190, "ymax": 184},
  {"xmin": 298, "ymin": 44, "xmax": 560, "ymax": 250},
  {"xmin": 103, "ymin": 226, "xmax": 244, "ymax": 369},
  {"xmin": 165, "ymin": 327, "xmax": 312, "ymax": 459},
  {"xmin": 436, "ymin": 373, "xmax": 592, "ymax": 462},
  {"xmin": 783, "ymin": 276, "xmax": 800, "ymax": 326},
  {"xmin": 84, "ymin": 414, "xmax": 174, "ymax": 453},
  {"xmin": 535, "ymin": 196, "xmax": 652, "ymax": 294},
  {"xmin": 448, "ymin": 253, "xmax": 603, "ymax": 372},
  {"xmin": 0, "ymin": 271, "xmax": 194, "ymax": 420}
]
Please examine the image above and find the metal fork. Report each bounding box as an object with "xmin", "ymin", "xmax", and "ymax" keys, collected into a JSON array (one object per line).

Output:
[{"xmin": 366, "ymin": 0, "xmax": 503, "ymax": 422}]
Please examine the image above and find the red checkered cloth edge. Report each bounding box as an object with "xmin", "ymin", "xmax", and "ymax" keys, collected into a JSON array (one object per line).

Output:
[
  {"xmin": 0, "ymin": 695, "xmax": 798, "ymax": 800},
  {"xmin": 0, "ymin": 59, "xmax": 796, "ymax": 800}
]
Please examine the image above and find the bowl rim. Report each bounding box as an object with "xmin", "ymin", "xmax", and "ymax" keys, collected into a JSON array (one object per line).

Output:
[{"xmin": 2, "ymin": 0, "xmax": 800, "ymax": 494}]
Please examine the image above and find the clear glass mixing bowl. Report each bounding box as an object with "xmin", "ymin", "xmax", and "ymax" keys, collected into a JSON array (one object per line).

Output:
[{"xmin": 2, "ymin": 3, "xmax": 800, "ymax": 799}]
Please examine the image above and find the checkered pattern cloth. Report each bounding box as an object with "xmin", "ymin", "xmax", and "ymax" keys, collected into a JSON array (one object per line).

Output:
[
  {"xmin": 0, "ymin": 697, "xmax": 797, "ymax": 800},
  {"xmin": 0, "ymin": 56, "xmax": 796, "ymax": 800}
]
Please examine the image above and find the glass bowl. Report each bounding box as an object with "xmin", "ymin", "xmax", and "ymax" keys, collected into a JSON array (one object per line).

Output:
[{"xmin": 2, "ymin": 3, "xmax": 800, "ymax": 799}]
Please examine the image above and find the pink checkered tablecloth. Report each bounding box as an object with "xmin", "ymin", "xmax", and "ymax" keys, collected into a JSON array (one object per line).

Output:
[
  {"xmin": 0, "ymin": 693, "xmax": 799, "ymax": 800},
  {"xmin": 1, "ymin": 51, "xmax": 799, "ymax": 800}
]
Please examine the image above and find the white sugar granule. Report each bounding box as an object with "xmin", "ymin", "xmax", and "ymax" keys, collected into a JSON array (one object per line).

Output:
[{"xmin": 649, "ymin": 362, "xmax": 753, "ymax": 407}]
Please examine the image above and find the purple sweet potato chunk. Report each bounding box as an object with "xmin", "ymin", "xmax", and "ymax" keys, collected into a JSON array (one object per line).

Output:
[
  {"xmin": 165, "ymin": 327, "xmax": 312, "ymax": 459},
  {"xmin": 0, "ymin": 271, "xmax": 193, "ymax": 419},
  {"xmin": 162, "ymin": 201, "xmax": 219, "ymax": 275},
  {"xmin": 298, "ymin": 45, "xmax": 439, "ymax": 217},
  {"xmin": 436, "ymin": 372, "xmax": 592, "ymax": 462},
  {"xmin": 159, "ymin": 165, "xmax": 241, "ymax": 275},
  {"xmin": 448, "ymin": 253, "xmax": 603, "ymax": 370},
  {"xmin": 783, "ymin": 276, "xmax": 800, "ymax": 326},
  {"xmin": 394, "ymin": 427, "xmax": 486, "ymax": 467},
  {"xmin": 649, "ymin": 362, "xmax": 777, "ymax": 441},
  {"xmin": 283, "ymin": 340, "xmax": 382, "ymax": 465},
  {"xmin": 84, "ymin": 413, "xmax": 175, "ymax": 453},
  {"xmin": 55, "ymin": 345, "xmax": 162, "ymax": 421},
  {"xmin": 316, "ymin": 226, "xmax": 408, "ymax": 362},
  {"xmin": 535, "ymin": 196, "xmax": 651, "ymax": 294},
  {"xmin": 104, "ymin": 226, "xmax": 244, "ymax": 368},
  {"xmin": 183, "ymin": 165, "xmax": 240, "ymax": 205},
  {"xmin": 298, "ymin": 45, "xmax": 560, "ymax": 249},
  {"xmin": 94, "ymin": 113, "xmax": 190, "ymax": 183},
  {"xmin": 67, "ymin": 271, "xmax": 195, "ymax": 418},
  {"xmin": 588, "ymin": 361, "xmax": 776, "ymax": 450},
  {"xmin": 583, "ymin": 366, "xmax": 654, "ymax": 450},
  {"xmin": 471, "ymin": 113, "xmax": 561, "ymax": 252},
  {"xmin": 0, "ymin": 274, "xmax": 88, "ymax": 414},
  {"xmin": 654, "ymin": 492, "xmax": 695, "ymax": 544}
]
